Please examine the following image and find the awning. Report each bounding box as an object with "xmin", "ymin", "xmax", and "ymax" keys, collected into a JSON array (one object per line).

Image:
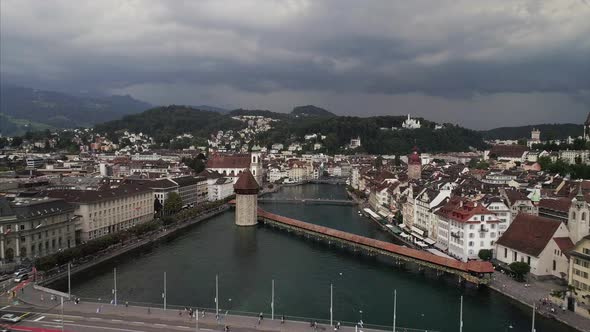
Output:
[
  {"xmin": 411, "ymin": 232, "xmax": 425, "ymax": 240},
  {"xmin": 400, "ymin": 232, "xmax": 410, "ymax": 238},
  {"xmin": 399, "ymin": 223, "xmax": 406, "ymax": 229},
  {"xmin": 411, "ymin": 226, "xmax": 425, "ymax": 236},
  {"xmin": 416, "ymin": 242, "xmax": 428, "ymax": 248},
  {"xmin": 424, "ymin": 238, "xmax": 436, "ymax": 245}
]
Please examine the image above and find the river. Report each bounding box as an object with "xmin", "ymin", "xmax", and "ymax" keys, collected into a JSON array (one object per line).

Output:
[{"xmin": 59, "ymin": 184, "xmax": 574, "ymax": 332}]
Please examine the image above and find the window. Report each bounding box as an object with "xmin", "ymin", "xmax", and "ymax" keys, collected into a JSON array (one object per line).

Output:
[
  {"xmin": 583, "ymin": 213, "xmax": 587, "ymax": 221},
  {"xmin": 553, "ymin": 260, "xmax": 556, "ymax": 271},
  {"xmin": 527, "ymin": 256, "xmax": 531, "ymax": 265},
  {"xmin": 504, "ymin": 248, "xmax": 508, "ymax": 258},
  {"xmin": 513, "ymin": 251, "xmax": 517, "ymax": 261}
]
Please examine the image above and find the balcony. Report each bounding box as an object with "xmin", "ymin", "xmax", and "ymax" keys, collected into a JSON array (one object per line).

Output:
[
  {"xmin": 451, "ymin": 232, "xmax": 461, "ymax": 238},
  {"xmin": 480, "ymin": 227, "xmax": 489, "ymax": 232}
]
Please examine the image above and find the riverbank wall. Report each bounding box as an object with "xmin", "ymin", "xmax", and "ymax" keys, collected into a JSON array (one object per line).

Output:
[{"xmin": 39, "ymin": 205, "xmax": 230, "ymax": 286}]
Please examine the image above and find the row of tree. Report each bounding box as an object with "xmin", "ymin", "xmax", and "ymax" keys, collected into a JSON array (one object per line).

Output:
[{"xmin": 538, "ymin": 156, "xmax": 590, "ymax": 179}]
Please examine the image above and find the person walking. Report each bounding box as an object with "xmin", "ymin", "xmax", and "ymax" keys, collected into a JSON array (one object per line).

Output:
[{"xmin": 281, "ymin": 314, "xmax": 285, "ymax": 324}]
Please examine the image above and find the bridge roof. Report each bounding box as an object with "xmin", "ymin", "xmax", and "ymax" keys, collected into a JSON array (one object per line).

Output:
[{"xmin": 258, "ymin": 209, "xmax": 494, "ymax": 274}]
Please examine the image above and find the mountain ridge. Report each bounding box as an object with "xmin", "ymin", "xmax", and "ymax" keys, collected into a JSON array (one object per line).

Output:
[{"xmin": 0, "ymin": 85, "xmax": 152, "ymax": 135}]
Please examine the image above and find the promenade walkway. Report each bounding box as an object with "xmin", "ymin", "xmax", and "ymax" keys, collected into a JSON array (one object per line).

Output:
[
  {"xmin": 14, "ymin": 283, "xmax": 435, "ymax": 332},
  {"xmin": 490, "ymin": 272, "xmax": 590, "ymax": 332}
]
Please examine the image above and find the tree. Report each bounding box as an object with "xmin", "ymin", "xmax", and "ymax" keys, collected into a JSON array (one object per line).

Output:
[
  {"xmin": 509, "ymin": 261, "xmax": 531, "ymax": 282},
  {"xmin": 374, "ymin": 156, "xmax": 384, "ymax": 168},
  {"xmin": 183, "ymin": 157, "xmax": 206, "ymax": 174},
  {"xmin": 11, "ymin": 136, "xmax": 23, "ymax": 147},
  {"xmin": 164, "ymin": 192, "xmax": 183, "ymax": 214},
  {"xmin": 478, "ymin": 249, "xmax": 493, "ymax": 261}
]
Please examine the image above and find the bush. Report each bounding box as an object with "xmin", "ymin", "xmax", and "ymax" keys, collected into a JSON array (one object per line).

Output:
[{"xmin": 478, "ymin": 249, "xmax": 493, "ymax": 261}]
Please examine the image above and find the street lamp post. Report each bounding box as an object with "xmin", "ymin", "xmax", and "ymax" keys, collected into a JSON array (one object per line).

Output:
[
  {"xmin": 215, "ymin": 274, "xmax": 219, "ymax": 318},
  {"xmin": 163, "ymin": 272, "xmax": 167, "ymax": 310},
  {"xmin": 330, "ymin": 283, "xmax": 333, "ymax": 327},
  {"xmin": 61, "ymin": 296, "xmax": 64, "ymax": 332},
  {"xmin": 113, "ymin": 268, "xmax": 117, "ymax": 306},
  {"xmin": 196, "ymin": 306, "xmax": 199, "ymax": 332},
  {"xmin": 459, "ymin": 296, "xmax": 463, "ymax": 332},
  {"xmin": 271, "ymin": 279, "xmax": 275, "ymax": 320},
  {"xmin": 393, "ymin": 290, "xmax": 397, "ymax": 332},
  {"xmin": 67, "ymin": 263, "xmax": 71, "ymax": 299}
]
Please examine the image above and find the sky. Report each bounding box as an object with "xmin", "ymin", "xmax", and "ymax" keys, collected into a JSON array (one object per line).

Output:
[{"xmin": 1, "ymin": 0, "xmax": 590, "ymax": 129}]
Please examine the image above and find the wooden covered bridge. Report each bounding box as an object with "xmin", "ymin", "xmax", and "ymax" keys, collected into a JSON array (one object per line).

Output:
[{"xmin": 257, "ymin": 208, "xmax": 494, "ymax": 284}]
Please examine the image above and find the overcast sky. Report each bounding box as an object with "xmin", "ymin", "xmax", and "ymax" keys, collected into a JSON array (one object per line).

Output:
[{"xmin": 1, "ymin": 0, "xmax": 589, "ymax": 129}]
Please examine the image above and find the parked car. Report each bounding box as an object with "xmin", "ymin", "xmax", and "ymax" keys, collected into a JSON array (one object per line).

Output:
[
  {"xmin": 0, "ymin": 314, "xmax": 20, "ymax": 323},
  {"xmin": 13, "ymin": 274, "xmax": 28, "ymax": 283},
  {"xmin": 0, "ymin": 327, "xmax": 11, "ymax": 332}
]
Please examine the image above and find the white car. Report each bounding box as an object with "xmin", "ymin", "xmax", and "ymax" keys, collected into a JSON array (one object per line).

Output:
[
  {"xmin": 1, "ymin": 314, "xmax": 21, "ymax": 323},
  {"xmin": 13, "ymin": 274, "xmax": 28, "ymax": 283}
]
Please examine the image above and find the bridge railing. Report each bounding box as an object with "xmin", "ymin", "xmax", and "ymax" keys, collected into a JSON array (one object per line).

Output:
[{"xmin": 71, "ymin": 296, "xmax": 438, "ymax": 332}]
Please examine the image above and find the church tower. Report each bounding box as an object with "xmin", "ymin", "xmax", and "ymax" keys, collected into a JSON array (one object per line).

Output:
[
  {"xmin": 569, "ymin": 184, "xmax": 589, "ymax": 243},
  {"xmin": 407, "ymin": 147, "xmax": 422, "ymax": 180},
  {"xmin": 250, "ymin": 152, "xmax": 263, "ymax": 186},
  {"xmin": 234, "ymin": 170, "xmax": 260, "ymax": 226}
]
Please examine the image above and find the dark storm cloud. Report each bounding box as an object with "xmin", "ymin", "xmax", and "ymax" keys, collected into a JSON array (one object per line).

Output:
[{"xmin": 1, "ymin": 0, "xmax": 589, "ymax": 127}]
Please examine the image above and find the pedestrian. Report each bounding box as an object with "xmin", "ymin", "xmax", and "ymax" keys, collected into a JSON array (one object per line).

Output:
[
  {"xmin": 40, "ymin": 294, "xmax": 44, "ymax": 302},
  {"xmin": 96, "ymin": 307, "xmax": 100, "ymax": 313},
  {"xmin": 281, "ymin": 314, "xmax": 285, "ymax": 324},
  {"xmin": 337, "ymin": 322, "xmax": 341, "ymax": 330},
  {"xmin": 202, "ymin": 310, "xmax": 205, "ymax": 317},
  {"xmin": 125, "ymin": 301, "xmax": 129, "ymax": 308},
  {"xmin": 21, "ymin": 287, "xmax": 24, "ymax": 294},
  {"xmin": 259, "ymin": 312, "xmax": 264, "ymax": 321}
]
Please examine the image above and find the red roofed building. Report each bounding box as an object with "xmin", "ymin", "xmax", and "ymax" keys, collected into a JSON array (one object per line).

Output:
[
  {"xmin": 436, "ymin": 197, "xmax": 502, "ymax": 262},
  {"xmin": 486, "ymin": 144, "xmax": 528, "ymax": 162},
  {"xmin": 206, "ymin": 153, "xmax": 263, "ymax": 185},
  {"xmin": 496, "ymin": 213, "xmax": 572, "ymax": 280}
]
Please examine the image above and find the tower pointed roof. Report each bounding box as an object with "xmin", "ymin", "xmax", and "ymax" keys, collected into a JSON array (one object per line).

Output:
[
  {"xmin": 585, "ymin": 112, "xmax": 590, "ymax": 126},
  {"xmin": 234, "ymin": 170, "xmax": 260, "ymax": 194}
]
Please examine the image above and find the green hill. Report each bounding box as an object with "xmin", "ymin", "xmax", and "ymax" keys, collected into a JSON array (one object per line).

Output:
[
  {"xmin": 257, "ymin": 115, "xmax": 486, "ymax": 154},
  {"xmin": 291, "ymin": 105, "xmax": 335, "ymax": 117},
  {"xmin": 481, "ymin": 124, "xmax": 584, "ymax": 140},
  {"xmin": 95, "ymin": 105, "xmax": 245, "ymax": 143}
]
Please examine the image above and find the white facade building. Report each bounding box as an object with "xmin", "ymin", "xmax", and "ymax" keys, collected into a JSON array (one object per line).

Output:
[{"xmin": 436, "ymin": 198, "xmax": 501, "ymax": 261}]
